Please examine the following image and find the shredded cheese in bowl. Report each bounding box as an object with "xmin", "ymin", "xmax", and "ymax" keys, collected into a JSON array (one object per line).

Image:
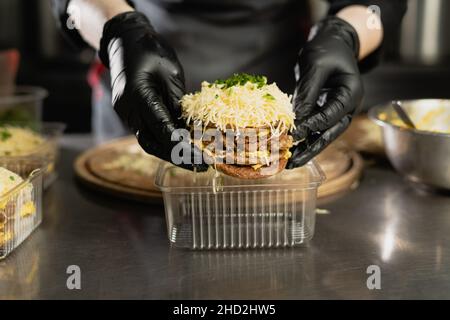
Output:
[
  {"xmin": 0, "ymin": 126, "xmax": 44, "ymax": 157},
  {"xmin": 181, "ymin": 75, "xmax": 295, "ymax": 134}
]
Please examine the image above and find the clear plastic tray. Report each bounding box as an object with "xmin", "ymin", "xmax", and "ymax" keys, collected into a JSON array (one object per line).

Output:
[
  {"xmin": 0, "ymin": 165, "xmax": 43, "ymax": 259},
  {"xmin": 155, "ymin": 161, "xmax": 325, "ymax": 250},
  {"xmin": 0, "ymin": 122, "xmax": 65, "ymax": 188}
]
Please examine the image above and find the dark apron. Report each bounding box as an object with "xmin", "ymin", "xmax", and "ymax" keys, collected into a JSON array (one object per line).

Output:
[{"xmin": 93, "ymin": 0, "xmax": 310, "ymax": 141}]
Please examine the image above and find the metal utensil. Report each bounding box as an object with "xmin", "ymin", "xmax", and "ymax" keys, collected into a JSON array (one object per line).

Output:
[{"xmin": 391, "ymin": 100, "xmax": 417, "ymax": 129}]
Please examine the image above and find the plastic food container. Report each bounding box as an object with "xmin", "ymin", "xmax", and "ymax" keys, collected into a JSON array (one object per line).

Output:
[
  {"xmin": 0, "ymin": 165, "xmax": 43, "ymax": 259},
  {"xmin": 155, "ymin": 161, "xmax": 325, "ymax": 250},
  {"xmin": 0, "ymin": 86, "xmax": 47, "ymax": 123},
  {"xmin": 0, "ymin": 122, "xmax": 65, "ymax": 188}
]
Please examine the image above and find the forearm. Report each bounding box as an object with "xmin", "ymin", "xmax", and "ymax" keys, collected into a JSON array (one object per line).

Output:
[
  {"xmin": 336, "ymin": 5, "xmax": 383, "ymax": 60},
  {"xmin": 68, "ymin": 0, "xmax": 133, "ymax": 49}
]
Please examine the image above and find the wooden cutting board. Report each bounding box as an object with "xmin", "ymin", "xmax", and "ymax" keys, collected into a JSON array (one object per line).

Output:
[
  {"xmin": 74, "ymin": 136, "xmax": 363, "ymax": 203},
  {"xmin": 338, "ymin": 114, "xmax": 385, "ymax": 155},
  {"xmin": 74, "ymin": 137, "xmax": 163, "ymax": 203}
]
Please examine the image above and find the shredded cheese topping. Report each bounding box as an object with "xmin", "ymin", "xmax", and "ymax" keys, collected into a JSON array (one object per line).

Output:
[{"xmin": 181, "ymin": 80, "xmax": 295, "ymax": 134}]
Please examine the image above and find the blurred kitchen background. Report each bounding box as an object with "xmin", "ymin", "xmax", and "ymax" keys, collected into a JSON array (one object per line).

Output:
[{"xmin": 1, "ymin": 0, "xmax": 449, "ymax": 133}]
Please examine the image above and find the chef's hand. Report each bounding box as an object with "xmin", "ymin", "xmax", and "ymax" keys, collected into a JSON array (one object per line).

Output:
[
  {"xmin": 287, "ymin": 16, "xmax": 363, "ymax": 169},
  {"xmin": 99, "ymin": 11, "xmax": 207, "ymax": 171}
]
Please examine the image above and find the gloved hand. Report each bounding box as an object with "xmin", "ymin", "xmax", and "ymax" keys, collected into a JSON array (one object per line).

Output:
[
  {"xmin": 99, "ymin": 11, "xmax": 207, "ymax": 171},
  {"xmin": 287, "ymin": 16, "xmax": 364, "ymax": 169}
]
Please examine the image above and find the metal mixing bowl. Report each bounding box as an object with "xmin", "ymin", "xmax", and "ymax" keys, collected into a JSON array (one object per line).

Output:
[{"xmin": 369, "ymin": 99, "xmax": 450, "ymax": 190}]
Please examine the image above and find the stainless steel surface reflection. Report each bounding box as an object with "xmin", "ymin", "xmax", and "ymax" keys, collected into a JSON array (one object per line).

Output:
[
  {"xmin": 0, "ymin": 232, "xmax": 42, "ymax": 299},
  {"xmin": 0, "ymin": 135, "xmax": 449, "ymax": 299},
  {"xmin": 166, "ymin": 249, "xmax": 317, "ymax": 299}
]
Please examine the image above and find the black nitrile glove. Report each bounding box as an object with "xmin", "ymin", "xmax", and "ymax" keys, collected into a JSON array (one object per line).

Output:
[
  {"xmin": 287, "ymin": 16, "xmax": 364, "ymax": 169},
  {"xmin": 99, "ymin": 11, "xmax": 207, "ymax": 171}
]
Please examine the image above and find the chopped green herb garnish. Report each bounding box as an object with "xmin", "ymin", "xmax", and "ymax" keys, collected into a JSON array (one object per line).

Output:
[
  {"xmin": 0, "ymin": 129, "xmax": 11, "ymax": 141},
  {"xmin": 214, "ymin": 73, "xmax": 268, "ymax": 89},
  {"xmin": 263, "ymin": 93, "xmax": 275, "ymax": 101},
  {"xmin": 9, "ymin": 176, "xmax": 15, "ymax": 181},
  {"xmin": 215, "ymin": 94, "xmax": 219, "ymax": 99}
]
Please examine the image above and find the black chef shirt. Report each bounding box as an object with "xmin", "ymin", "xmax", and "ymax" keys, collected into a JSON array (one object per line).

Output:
[{"xmin": 53, "ymin": 0, "xmax": 406, "ymax": 92}]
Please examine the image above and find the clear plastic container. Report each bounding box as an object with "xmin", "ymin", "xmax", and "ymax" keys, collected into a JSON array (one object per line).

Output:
[
  {"xmin": 0, "ymin": 122, "xmax": 66, "ymax": 188},
  {"xmin": 155, "ymin": 161, "xmax": 325, "ymax": 250},
  {"xmin": 0, "ymin": 86, "xmax": 47, "ymax": 123},
  {"xmin": 0, "ymin": 165, "xmax": 43, "ymax": 259}
]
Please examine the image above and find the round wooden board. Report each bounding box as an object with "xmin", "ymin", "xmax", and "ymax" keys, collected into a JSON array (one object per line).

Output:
[
  {"xmin": 338, "ymin": 114, "xmax": 385, "ymax": 155},
  {"xmin": 74, "ymin": 136, "xmax": 163, "ymax": 204},
  {"xmin": 317, "ymin": 150, "xmax": 363, "ymax": 199},
  {"xmin": 315, "ymin": 144, "xmax": 352, "ymax": 181},
  {"xmin": 74, "ymin": 136, "xmax": 364, "ymax": 203}
]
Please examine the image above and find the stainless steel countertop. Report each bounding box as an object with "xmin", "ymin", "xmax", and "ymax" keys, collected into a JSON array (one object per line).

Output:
[{"xmin": 1, "ymin": 135, "xmax": 450, "ymax": 299}]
